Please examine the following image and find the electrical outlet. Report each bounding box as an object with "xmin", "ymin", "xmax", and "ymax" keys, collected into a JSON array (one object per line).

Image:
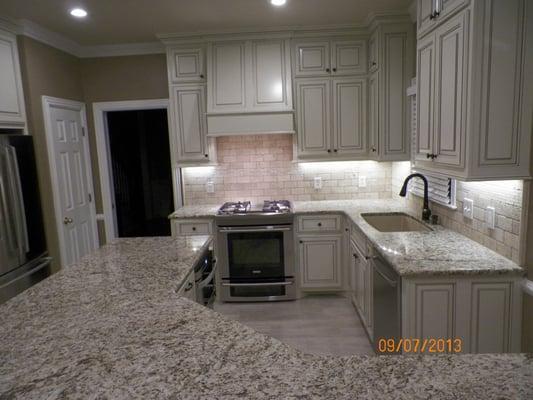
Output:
[
  {"xmin": 463, "ymin": 198, "xmax": 474, "ymax": 220},
  {"xmin": 206, "ymin": 180, "xmax": 215, "ymax": 193},
  {"xmin": 486, "ymin": 206, "xmax": 495, "ymax": 229},
  {"xmin": 359, "ymin": 175, "xmax": 367, "ymax": 187},
  {"xmin": 313, "ymin": 176, "xmax": 322, "ymax": 189}
]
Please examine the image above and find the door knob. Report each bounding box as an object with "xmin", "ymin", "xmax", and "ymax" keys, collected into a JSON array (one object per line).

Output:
[{"xmin": 63, "ymin": 217, "xmax": 73, "ymax": 225}]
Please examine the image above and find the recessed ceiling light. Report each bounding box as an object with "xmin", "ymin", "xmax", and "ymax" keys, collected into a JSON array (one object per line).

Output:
[
  {"xmin": 270, "ymin": 0, "xmax": 287, "ymax": 6},
  {"xmin": 70, "ymin": 8, "xmax": 88, "ymax": 18}
]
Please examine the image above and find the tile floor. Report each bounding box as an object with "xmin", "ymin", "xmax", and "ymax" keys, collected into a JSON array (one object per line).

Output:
[{"xmin": 214, "ymin": 294, "xmax": 375, "ymax": 356}]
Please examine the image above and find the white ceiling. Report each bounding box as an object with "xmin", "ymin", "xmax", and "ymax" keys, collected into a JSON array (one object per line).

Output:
[{"xmin": 0, "ymin": 0, "xmax": 412, "ymax": 46}]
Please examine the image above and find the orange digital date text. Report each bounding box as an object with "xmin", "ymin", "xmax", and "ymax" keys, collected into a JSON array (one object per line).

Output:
[{"xmin": 377, "ymin": 338, "xmax": 463, "ymax": 354}]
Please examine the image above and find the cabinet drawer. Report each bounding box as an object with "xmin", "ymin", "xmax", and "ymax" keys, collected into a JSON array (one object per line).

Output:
[
  {"xmin": 172, "ymin": 219, "xmax": 212, "ymax": 236},
  {"xmin": 298, "ymin": 215, "xmax": 342, "ymax": 232}
]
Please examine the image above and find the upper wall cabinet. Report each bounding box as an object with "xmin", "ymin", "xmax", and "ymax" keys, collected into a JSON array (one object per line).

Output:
[
  {"xmin": 166, "ymin": 46, "xmax": 206, "ymax": 83},
  {"xmin": 414, "ymin": 0, "xmax": 533, "ymax": 180},
  {"xmin": 293, "ymin": 38, "xmax": 367, "ymax": 77},
  {"xmin": 368, "ymin": 22, "xmax": 414, "ymax": 161},
  {"xmin": 417, "ymin": 0, "xmax": 469, "ymax": 38},
  {"xmin": 0, "ymin": 28, "xmax": 26, "ymax": 130},
  {"xmin": 206, "ymin": 38, "xmax": 294, "ymax": 135}
]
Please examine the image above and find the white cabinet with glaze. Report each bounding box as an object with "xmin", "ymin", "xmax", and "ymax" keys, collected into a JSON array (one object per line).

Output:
[
  {"xmin": 167, "ymin": 46, "xmax": 206, "ymax": 83},
  {"xmin": 417, "ymin": 0, "xmax": 469, "ymax": 38},
  {"xmin": 293, "ymin": 38, "xmax": 367, "ymax": 77},
  {"xmin": 169, "ymin": 84, "xmax": 215, "ymax": 164},
  {"xmin": 0, "ymin": 28, "xmax": 26, "ymax": 129},
  {"xmin": 350, "ymin": 239, "xmax": 373, "ymax": 337},
  {"xmin": 295, "ymin": 77, "xmax": 367, "ymax": 159},
  {"xmin": 298, "ymin": 235, "xmax": 343, "ymax": 290},
  {"xmin": 415, "ymin": 0, "xmax": 533, "ymax": 180},
  {"xmin": 402, "ymin": 276, "xmax": 522, "ymax": 353},
  {"xmin": 367, "ymin": 21, "xmax": 414, "ymax": 161}
]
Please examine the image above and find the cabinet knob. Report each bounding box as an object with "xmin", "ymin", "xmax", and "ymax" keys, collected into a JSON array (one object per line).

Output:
[
  {"xmin": 299, "ymin": 240, "xmax": 303, "ymax": 244},
  {"xmin": 426, "ymin": 153, "xmax": 433, "ymax": 159},
  {"xmin": 371, "ymin": 147, "xmax": 376, "ymax": 152},
  {"xmin": 317, "ymin": 222, "xmax": 322, "ymax": 227},
  {"xmin": 353, "ymin": 253, "xmax": 358, "ymax": 259},
  {"xmin": 327, "ymin": 149, "xmax": 331, "ymax": 153},
  {"xmin": 326, "ymin": 68, "xmax": 331, "ymax": 73},
  {"xmin": 200, "ymin": 74, "xmax": 205, "ymax": 78},
  {"xmin": 192, "ymin": 227, "xmax": 196, "ymax": 231},
  {"xmin": 334, "ymin": 149, "xmax": 338, "ymax": 153},
  {"xmin": 204, "ymin": 154, "xmax": 208, "ymax": 158},
  {"xmin": 184, "ymin": 282, "xmax": 193, "ymax": 292},
  {"xmin": 372, "ymin": 61, "xmax": 377, "ymax": 66},
  {"xmin": 332, "ymin": 68, "xmax": 337, "ymax": 72}
]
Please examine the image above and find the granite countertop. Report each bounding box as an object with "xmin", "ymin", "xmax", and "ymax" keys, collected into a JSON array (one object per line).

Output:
[
  {"xmin": 1, "ymin": 236, "xmax": 532, "ymax": 399},
  {"xmin": 168, "ymin": 199, "xmax": 524, "ymax": 277}
]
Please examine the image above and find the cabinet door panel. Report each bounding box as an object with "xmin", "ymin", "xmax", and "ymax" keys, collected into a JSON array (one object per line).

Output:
[
  {"xmin": 368, "ymin": 72, "xmax": 379, "ymax": 156},
  {"xmin": 332, "ymin": 78, "xmax": 367, "ymax": 155},
  {"xmin": 331, "ymin": 40, "xmax": 367, "ymax": 75},
  {"xmin": 208, "ymin": 42, "xmax": 246, "ymax": 112},
  {"xmin": 368, "ymin": 30, "xmax": 379, "ymax": 72},
  {"xmin": 170, "ymin": 85, "xmax": 208, "ymax": 162},
  {"xmin": 416, "ymin": 34, "xmax": 435, "ymax": 161},
  {"xmin": 251, "ymin": 40, "xmax": 291, "ymax": 110},
  {"xmin": 414, "ymin": 283, "xmax": 456, "ymax": 343},
  {"xmin": 168, "ymin": 47, "xmax": 205, "ymax": 83},
  {"xmin": 417, "ymin": 0, "xmax": 435, "ymax": 36},
  {"xmin": 382, "ymin": 32, "xmax": 409, "ymax": 158},
  {"xmin": 293, "ymin": 41, "xmax": 330, "ymax": 77},
  {"xmin": 433, "ymin": 11, "xmax": 468, "ymax": 167},
  {"xmin": 296, "ymin": 79, "xmax": 331, "ymax": 157},
  {"xmin": 299, "ymin": 236, "xmax": 342, "ymax": 289},
  {"xmin": 0, "ymin": 29, "xmax": 25, "ymax": 127},
  {"xmin": 470, "ymin": 282, "xmax": 512, "ymax": 353}
]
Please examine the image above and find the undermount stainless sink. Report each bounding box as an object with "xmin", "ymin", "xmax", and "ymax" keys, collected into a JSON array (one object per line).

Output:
[{"xmin": 361, "ymin": 213, "xmax": 432, "ymax": 232}]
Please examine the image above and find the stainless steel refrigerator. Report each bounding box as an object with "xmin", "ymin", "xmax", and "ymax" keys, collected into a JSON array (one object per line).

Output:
[{"xmin": 0, "ymin": 133, "xmax": 51, "ymax": 304}]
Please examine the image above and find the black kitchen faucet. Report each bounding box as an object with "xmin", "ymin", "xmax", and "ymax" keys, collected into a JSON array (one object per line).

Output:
[{"xmin": 399, "ymin": 173, "xmax": 431, "ymax": 222}]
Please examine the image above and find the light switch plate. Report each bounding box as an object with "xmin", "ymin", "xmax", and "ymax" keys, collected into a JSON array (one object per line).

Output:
[
  {"xmin": 463, "ymin": 198, "xmax": 474, "ymax": 220},
  {"xmin": 486, "ymin": 206, "xmax": 495, "ymax": 229},
  {"xmin": 359, "ymin": 175, "xmax": 367, "ymax": 187},
  {"xmin": 313, "ymin": 176, "xmax": 322, "ymax": 189},
  {"xmin": 206, "ymin": 180, "xmax": 215, "ymax": 193}
]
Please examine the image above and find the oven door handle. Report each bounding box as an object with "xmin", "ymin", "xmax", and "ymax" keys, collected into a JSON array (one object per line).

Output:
[
  {"xmin": 218, "ymin": 226, "xmax": 292, "ymax": 233},
  {"xmin": 222, "ymin": 281, "xmax": 294, "ymax": 287}
]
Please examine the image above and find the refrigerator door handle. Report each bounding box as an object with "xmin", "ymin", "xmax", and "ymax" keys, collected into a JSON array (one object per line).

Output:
[
  {"xmin": 5, "ymin": 145, "xmax": 29, "ymax": 255},
  {"xmin": 0, "ymin": 148, "xmax": 19, "ymax": 254}
]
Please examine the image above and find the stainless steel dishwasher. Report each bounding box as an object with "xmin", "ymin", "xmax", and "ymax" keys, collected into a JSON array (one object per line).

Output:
[{"xmin": 372, "ymin": 254, "xmax": 401, "ymax": 354}]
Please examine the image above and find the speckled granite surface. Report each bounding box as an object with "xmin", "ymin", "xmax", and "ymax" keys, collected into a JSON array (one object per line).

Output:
[
  {"xmin": 168, "ymin": 199, "xmax": 524, "ymax": 277},
  {"xmin": 1, "ymin": 236, "xmax": 532, "ymax": 399}
]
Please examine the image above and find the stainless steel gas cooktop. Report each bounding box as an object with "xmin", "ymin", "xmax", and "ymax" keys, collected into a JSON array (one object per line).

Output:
[{"xmin": 217, "ymin": 200, "xmax": 292, "ymax": 216}]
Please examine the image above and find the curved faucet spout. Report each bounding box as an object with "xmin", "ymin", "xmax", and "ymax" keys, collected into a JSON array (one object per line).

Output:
[{"xmin": 399, "ymin": 173, "xmax": 432, "ymax": 222}]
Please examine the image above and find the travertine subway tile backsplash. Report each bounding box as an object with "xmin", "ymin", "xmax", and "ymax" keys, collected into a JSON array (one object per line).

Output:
[{"xmin": 182, "ymin": 134, "xmax": 392, "ymax": 205}]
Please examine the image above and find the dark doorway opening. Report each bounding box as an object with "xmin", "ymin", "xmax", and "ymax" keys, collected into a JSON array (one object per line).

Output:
[{"xmin": 106, "ymin": 109, "xmax": 172, "ymax": 237}]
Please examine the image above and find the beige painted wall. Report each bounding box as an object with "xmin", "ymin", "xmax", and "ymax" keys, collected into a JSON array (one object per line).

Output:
[
  {"xmin": 79, "ymin": 54, "xmax": 169, "ymax": 243},
  {"xmin": 17, "ymin": 36, "xmax": 84, "ymax": 272}
]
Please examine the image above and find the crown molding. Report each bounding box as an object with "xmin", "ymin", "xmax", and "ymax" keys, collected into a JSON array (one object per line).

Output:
[
  {"xmin": 80, "ymin": 41, "xmax": 165, "ymax": 58},
  {"xmin": 18, "ymin": 19, "xmax": 83, "ymax": 56}
]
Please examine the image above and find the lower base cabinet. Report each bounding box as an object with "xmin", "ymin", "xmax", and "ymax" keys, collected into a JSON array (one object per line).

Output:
[
  {"xmin": 402, "ymin": 277, "xmax": 522, "ymax": 353},
  {"xmin": 298, "ymin": 235, "xmax": 343, "ymax": 290},
  {"xmin": 177, "ymin": 269, "xmax": 196, "ymax": 301},
  {"xmin": 350, "ymin": 239, "xmax": 373, "ymax": 337}
]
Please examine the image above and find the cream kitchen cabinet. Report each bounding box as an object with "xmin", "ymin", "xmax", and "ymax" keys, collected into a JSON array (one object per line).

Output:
[
  {"xmin": 293, "ymin": 38, "xmax": 367, "ymax": 77},
  {"xmin": 350, "ymin": 239, "xmax": 373, "ymax": 337},
  {"xmin": 0, "ymin": 28, "xmax": 26, "ymax": 130},
  {"xmin": 415, "ymin": 0, "xmax": 533, "ymax": 180},
  {"xmin": 367, "ymin": 22, "xmax": 413, "ymax": 161},
  {"xmin": 402, "ymin": 276, "xmax": 522, "ymax": 353},
  {"xmin": 298, "ymin": 235, "xmax": 343, "ymax": 290},
  {"xmin": 295, "ymin": 77, "xmax": 367, "ymax": 159},
  {"xmin": 169, "ymin": 84, "xmax": 215, "ymax": 164},
  {"xmin": 206, "ymin": 38, "xmax": 294, "ymax": 135},
  {"xmin": 166, "ymin": 46, "xmax": 206, "ymax": 83},
  {"xmin": 417, "ymin": 0, "xmax": 468, "ymax": 38}
]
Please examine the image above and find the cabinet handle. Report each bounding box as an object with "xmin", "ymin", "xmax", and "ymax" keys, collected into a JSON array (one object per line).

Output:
[{"xmin": 326, "ymin": 68, "xmax": 331, "ymax": 73}]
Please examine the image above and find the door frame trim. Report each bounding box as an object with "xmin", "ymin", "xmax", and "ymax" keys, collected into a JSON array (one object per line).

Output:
[
  {"xmin": 92, "ymin": 99, "xmax": 178, "ymax": 242},
  {"xmin": 41, "ymin": 96, "xmax": 99, "ymax": 267}
]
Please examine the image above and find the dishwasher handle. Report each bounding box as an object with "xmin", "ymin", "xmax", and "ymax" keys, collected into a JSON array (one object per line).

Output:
[{"xmin": 373, "ymin": 257, "xmax": 398, "ymax": 288}]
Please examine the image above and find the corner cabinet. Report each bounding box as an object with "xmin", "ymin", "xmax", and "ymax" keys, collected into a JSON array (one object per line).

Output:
[
  {"xmin": 295, "ymin": 77, "xmax": 367, "ymax": 159},
  {"xmin": 168, "ymin": 84, "xmax": 215, "ymax": 164},
  {"xmin": 414, "ymin": 0, "xmax": 533, "ymax": 180},
  {"xmin": 367, "ymin": 22, "xmax": 414, "ymax": 161},
  {"xmin": 0, "ymin": 28, "xmax": 26, "ymax": 130},
  {"xmin": 402, "ymin": 275, "xmax": 523, "ymax": 353}
]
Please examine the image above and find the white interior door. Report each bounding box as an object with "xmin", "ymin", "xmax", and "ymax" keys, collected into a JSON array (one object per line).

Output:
[{"xmin": 43, "ymin": 97, "xmax": 97, "ymax": 267}]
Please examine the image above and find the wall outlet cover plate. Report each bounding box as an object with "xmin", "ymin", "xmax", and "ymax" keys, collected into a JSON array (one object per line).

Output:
[
  {"xmin": 463, "ymin": 198, "xmax": 474, "ymax": 220},
  {"xmin": 313, "ymin": 176, "xmax": 322, "ymax": 189},
  {"xmin": 359, "ymin": 175, "xmax": 367, "ymax": 187},
  {"xmin": 486, "ymin": 206, "xmax": 495, "ymax": 229}
]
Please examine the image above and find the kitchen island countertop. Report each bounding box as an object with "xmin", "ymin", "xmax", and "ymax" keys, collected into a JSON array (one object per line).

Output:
[{"xmin": 0, "ymin": 236, "xmax": 532, "ymax": 399}]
